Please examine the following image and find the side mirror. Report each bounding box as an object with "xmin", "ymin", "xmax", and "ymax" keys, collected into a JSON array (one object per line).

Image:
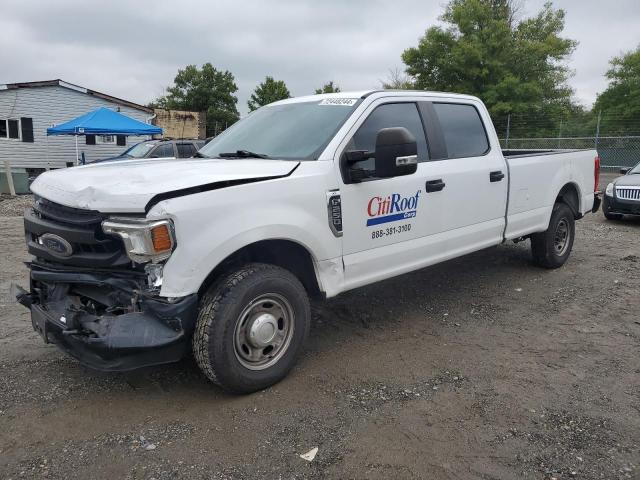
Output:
[
  {"xmin": 374, "ymin": 127, "xmax": 418, "ymax": 178},
  {"xmin": 620, "ymin": 167, "xmax": 631, "ymax": 174}
]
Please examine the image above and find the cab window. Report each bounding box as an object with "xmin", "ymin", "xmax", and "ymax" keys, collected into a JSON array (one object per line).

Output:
[
  {"xmin": 432, "ymin": 103, "xmax": 489, "ymax": 159},
  {"xmin": 177, "ymin": 143, "xmax": 196, "ymax": 158},
  {"xmin": 151, "ymin": 143, "xmax": 174, "ymax": 158},
  {"xmin": 347, "ymin": 103, "xmax": 428, "ymax": 174}
]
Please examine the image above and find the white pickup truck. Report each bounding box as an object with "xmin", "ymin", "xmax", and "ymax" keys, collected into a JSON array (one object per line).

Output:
[{"xmin": 15, "ymin": 90, "xmax": 601, "ymax": 393}]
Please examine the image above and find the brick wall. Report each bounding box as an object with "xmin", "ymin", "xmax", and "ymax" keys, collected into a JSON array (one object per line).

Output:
[{"xmin": 153, "ymin": 109, "xmax": 206, "ymax": 139}]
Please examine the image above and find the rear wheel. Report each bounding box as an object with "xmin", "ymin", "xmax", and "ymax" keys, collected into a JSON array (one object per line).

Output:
[
  {"xmin": 192, "ymin": 263, "xmax": 310, "ymax": 394},
  {"xmin": 531, "ymin": 202, "xmax": 575, "ymax": 269}
]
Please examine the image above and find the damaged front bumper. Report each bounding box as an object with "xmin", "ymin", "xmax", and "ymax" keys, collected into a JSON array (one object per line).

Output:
[{"xmin": 14, "ymin": 263, "xmax": 198, "ymax": 372}]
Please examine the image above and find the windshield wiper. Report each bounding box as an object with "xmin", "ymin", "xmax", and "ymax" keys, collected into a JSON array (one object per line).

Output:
[
  {"xmin": 218, "ymin": 150, "xmax": 270, "ymax": 159},
  {"xmin": 192, "ymin": 151, "xmax": 209, "ymax": 158}
]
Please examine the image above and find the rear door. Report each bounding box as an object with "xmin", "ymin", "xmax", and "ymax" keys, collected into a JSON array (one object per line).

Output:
[{"xmin": 418, "ymin": 100, "xmax": 507, "ymax": 249}]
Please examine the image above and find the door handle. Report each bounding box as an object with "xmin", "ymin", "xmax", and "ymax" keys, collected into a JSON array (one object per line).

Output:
[
  {"xmin": 425, "ymin": 179, "xmax": 446, "ymax": 192},
  {"xmin": 490, "ymin": 171, "xmax": 505, "ymax": 182}
]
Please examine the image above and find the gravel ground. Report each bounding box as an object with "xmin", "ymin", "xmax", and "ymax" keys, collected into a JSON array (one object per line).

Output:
[
  {"xmin": 1, "ymin": 175, "xmax": 638, "ymax": 479},
  {"xmin": 0, "ymin": 194, "xmax": 33, "ymax": 217}
]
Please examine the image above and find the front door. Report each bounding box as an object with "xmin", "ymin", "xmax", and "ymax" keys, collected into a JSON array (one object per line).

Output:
[{"xmin": 338, "ymin": 101, "xmax": 445, "ymax": 289}]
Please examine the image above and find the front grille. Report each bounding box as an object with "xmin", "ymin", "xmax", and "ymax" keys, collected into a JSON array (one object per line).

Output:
[
  {"xmin": 34, "ymin": 196, "xmax": 105, "ymax": 226},
  {"xmin": 25, "ymin": 196, "xmax": 130, "ymax": 268},
  {"xmin": 616, "ymin": 187, "xmax": 640, "ymax": 201}
]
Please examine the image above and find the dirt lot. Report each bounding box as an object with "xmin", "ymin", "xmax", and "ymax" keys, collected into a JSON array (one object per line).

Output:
[{"xmin": 1, "ymin": 178, "xmax": 638, "ymax": 480}]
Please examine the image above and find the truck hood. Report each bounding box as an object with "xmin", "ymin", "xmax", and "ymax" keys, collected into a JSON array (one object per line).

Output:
[{"xmin": 31, "ymin": 158, "xmax": 299, "ymax": 213}]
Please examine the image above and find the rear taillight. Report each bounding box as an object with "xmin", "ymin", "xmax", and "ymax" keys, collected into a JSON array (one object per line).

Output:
[{"xmin": 594, "ymin": 155, "xmax": 601, "ymax": 193}]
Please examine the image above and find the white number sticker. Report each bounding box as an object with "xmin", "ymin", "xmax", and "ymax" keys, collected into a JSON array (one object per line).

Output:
[{"xmin": 319, "ymin": 98, "xmax": 358, "ymax": 106}]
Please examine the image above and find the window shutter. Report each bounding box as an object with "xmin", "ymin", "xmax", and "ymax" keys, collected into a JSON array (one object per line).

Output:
[
  {"xmin": 116, "ymin": 135, "xmax": 126, "ymax": 146},
  {"xmin": 7, "ymin": 120, "xmax": 19, "ymax": 139},
  {"xmin": 86, "ymin": 134, "xmax": 96, "ymax": 145},
  {"xmin": 20, "ymin": 117, "xmax": 34, "ymax": 142}
]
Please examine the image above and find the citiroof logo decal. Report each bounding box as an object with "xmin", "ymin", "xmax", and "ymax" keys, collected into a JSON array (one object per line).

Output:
[{"xmin": 366, "ymin": 191, "xmax": 421, "ymax": 226}]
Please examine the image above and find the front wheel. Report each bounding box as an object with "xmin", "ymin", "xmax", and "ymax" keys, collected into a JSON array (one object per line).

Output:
[
  {"xmin": 530, "ymin": 202, "xmax": 575, "ymax": 269},
  {"xmin": 193, "ymin": 263, "xmax": 310, "ymax": 394}
]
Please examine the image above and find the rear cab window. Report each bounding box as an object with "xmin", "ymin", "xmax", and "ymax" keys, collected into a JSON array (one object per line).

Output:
[{"xmin": 431, "ymin": 103, "xmax": 490, "ymax": 159}]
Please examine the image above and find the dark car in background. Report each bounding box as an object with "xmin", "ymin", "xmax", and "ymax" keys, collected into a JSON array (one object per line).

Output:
[
  {"xmin": 603, "ymin": 161, "xmax": 640, "ymax": 220},
  {"xmin": 91, "ymin": 139, "xmax": 205, "ymax": 163}
]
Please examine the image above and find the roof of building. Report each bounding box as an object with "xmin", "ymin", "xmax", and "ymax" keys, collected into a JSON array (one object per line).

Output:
[{"xmin": 0, "ymin": 79, "xmax": 154, "ymax": 114}]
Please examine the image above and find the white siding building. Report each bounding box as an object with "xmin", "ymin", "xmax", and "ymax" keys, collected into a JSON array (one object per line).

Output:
[{"xmin": 0, "ymin": 80, "xmax": 155, "ymax": 170}]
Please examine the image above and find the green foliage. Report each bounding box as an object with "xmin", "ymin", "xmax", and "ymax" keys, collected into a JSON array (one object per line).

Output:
[
  {"xmin": 248, "ymin": 76, "xmax": 291, "ymax": 111},
  {"xmin": 594, "ymin": 46, "xmax": 640, "ymax": 135},
  {"xmin": 314, "ymin": 81, "xmax": 341, "ymax": 94},
  {"xmin": 381, "ymin": 68, "xmax": 416, "ymax": 90},
  {"xmin": 154, "ymin": 63, "xmax": 239, "ymax": 136},
  {"xmin": 402, "ymin": 0, "xmax": 576, "ymax": 124}
]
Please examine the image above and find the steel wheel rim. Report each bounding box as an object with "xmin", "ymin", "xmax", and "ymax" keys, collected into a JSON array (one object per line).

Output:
[
  {"xmin": 233, "ymin": 293, "xmax": 294, "ymax": 371},
  {"xmin": 553, "ymin": 218, "xmax": 570, "ymax": 256}
]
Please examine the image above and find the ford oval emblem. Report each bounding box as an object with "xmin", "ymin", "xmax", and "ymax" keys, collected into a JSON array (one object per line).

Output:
[{"xmin": 39, "ymin": 233, "xmax": 73, "ymax": 257}]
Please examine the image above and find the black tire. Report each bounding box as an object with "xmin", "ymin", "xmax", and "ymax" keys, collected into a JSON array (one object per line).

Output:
[
  {"xmin": 193, "ymin": 263, "xmax": 310, "ymax": 394},
  {"xmin": 531, "ymin": 202, "xmax": 575, "ymax": 269},
  {"xmin": 604, "ymin": 211, "xmax": 623, "ymax": 221}
]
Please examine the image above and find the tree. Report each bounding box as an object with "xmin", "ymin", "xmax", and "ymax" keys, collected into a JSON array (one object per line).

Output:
[
  {"xmin": 401, "ymin": 0, "xmax": 577, "ymax": 125},
  {"xmin": 248, "ymin": 76, "xmax": 291, "ymax": 111},
  {"xmin": 381, "ymin": 68, "xmax": 415, "ymax": 90},
  {"xmin": 593, "ymin": 46, "xmax": 640, "ymax": 135},
  {"xmin": 153, "ymin": 63, "xmax": 239, "ymax": 136},
  {"xmin": 315, "ymin": 81, "xmax": 341, "ymax": 94}
]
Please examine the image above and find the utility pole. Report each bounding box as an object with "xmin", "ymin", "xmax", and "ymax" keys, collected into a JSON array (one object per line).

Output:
[
  {"xmin": 4, "ymin": 160, "xmax": 16, "ymax": 196},
  {"xmin": 505, "ymin": 113, "xmax": 511, "ymax": 149},
  {"xmin": 558, "ymin": 120, "xmax": 563, "ymax": 148},
  {"xmin": 595, "ymin": 110, "xmax": 602, "ymax": 150}
]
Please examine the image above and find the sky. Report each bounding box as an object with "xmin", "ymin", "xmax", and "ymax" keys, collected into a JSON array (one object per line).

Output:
[{"xmin": 1, "ymin": 0, "xmax": 637, "ymax": 114}]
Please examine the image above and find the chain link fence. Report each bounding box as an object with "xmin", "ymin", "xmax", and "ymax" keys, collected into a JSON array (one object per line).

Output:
[
  {"xmin": 498, "ymin": 136, "xmax": 640, "ymax": 170},
  {"xmin": 493, "ymin": 112, "xmax": 640, "ymax": 170}
]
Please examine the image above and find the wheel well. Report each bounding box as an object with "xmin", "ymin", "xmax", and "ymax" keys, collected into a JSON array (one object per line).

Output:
[
  {"xmin": 198, "ymin": 239, "xmax": 322, "ymax": 298},
  {"xmin": 556, "ymin": 183, "xmax": 581, "ymax": 219}
]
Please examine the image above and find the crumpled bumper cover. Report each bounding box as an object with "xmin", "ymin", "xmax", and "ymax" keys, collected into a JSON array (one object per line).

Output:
[
  {"xmin": 15, "ymin": 267, "xmax": 198, "ymax": 372},
  {"xmin": 603, "ymin": 194, "xmax": 640, "ymax": 216}
]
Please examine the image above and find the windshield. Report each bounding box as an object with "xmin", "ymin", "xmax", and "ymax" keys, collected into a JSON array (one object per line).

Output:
[
  {"xmin": 124, "ymin": 142, "xmax": 156, "ymax": 158},
  {"xmin": 630, "ymin": 162, "xmax": 640, "ymax": 174},
  {"xmin": 199, "ymin": 99, "xmax": 359, "ymax": 160}
]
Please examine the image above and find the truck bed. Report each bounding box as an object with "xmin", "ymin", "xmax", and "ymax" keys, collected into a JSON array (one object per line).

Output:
[{"xmin": 503, "ymin": 148, "xmax": 597, "ymax": 240}]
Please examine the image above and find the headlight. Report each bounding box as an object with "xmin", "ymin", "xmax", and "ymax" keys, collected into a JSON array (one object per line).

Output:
[
  {"xmin": 102, "ymin": 218, "xmax": 175, "ymax": 263},
  {"xmin": 605, "ymin": 182, "xmax": 614, "ymax": 196}
]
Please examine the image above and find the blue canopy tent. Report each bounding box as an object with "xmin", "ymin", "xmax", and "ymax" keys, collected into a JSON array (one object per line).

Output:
[{"xmin": 47, "ymin": 107, "xmax": 162, "ymax": 164}]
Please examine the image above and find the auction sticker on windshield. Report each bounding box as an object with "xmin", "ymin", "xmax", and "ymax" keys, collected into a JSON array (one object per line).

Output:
[{"xmin": 319, "ymin": 98, "xmax": 358, "ymax": 106}]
